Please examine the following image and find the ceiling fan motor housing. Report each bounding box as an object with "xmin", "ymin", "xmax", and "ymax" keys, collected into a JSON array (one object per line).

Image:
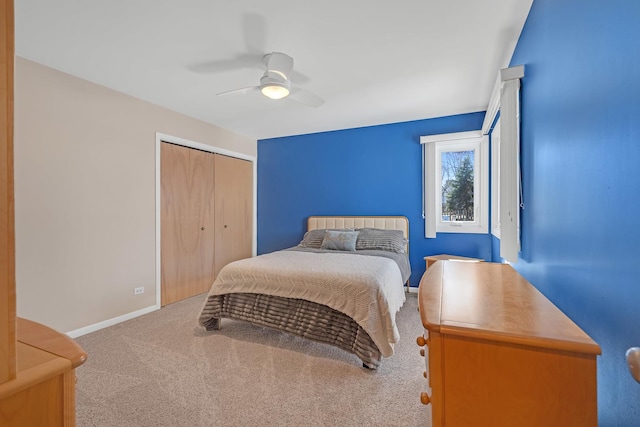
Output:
[{"xmin": 262, "ymin": 52, "xmax": 294, "ymax": 75}]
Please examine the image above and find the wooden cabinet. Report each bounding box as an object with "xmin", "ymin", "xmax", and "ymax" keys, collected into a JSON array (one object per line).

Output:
[
  {"xmin": 418, "ymin": 261, "xmax": 600, "ymax": 427},
  {"xmin": 0, "ymin": 319, "xmax": 87, "ymax": 426},
  {"xmin": 1, "ymin": 3, "xmax": 87, "ymax": 424},
  {"xmin": 1, "ymin": 0, "xmax": 16, "ymax": 386},
  {"xmin": 160, "ymin": 143, "xmax": 252, "ymax": 306}
]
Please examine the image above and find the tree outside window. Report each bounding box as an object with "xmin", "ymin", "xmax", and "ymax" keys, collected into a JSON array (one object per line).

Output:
[{"xmin": 441, "ymin": 150, "xmax": 474, "ymax": 222}]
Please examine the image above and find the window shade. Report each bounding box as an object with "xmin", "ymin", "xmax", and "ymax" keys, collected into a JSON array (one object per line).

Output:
[
  {"xmin": 499, "ymin": 78, "xmax": 521, "ymax": 263},
  {"xmin": 482, "ymin": 65, "xmax": 524, "ymax": 263}
]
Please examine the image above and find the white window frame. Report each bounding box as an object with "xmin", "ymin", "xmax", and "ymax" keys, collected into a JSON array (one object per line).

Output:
[
  {"xmin": 421, "ymin": 131, "xmax": 488, "ymax": 237},
  {"xmin": 491, "ymin": 117, "xmax": 501, "ymax": 238}
]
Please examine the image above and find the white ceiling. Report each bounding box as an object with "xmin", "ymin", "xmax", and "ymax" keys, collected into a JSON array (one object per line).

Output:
[{"xmin": 15, "ymin": 0, "xmax": 533, "ymax": 140}]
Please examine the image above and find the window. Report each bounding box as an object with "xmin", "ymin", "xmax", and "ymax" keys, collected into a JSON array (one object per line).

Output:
[{"xmin": 421, "ymin": 131, "xmax": 488, "ymax": 237}]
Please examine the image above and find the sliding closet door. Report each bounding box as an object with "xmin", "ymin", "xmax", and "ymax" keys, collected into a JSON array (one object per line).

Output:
[
  {"xmin": 214, "ymin": 154, "xmax": 252, "ymax": 278},
  {"xmin": 161, "ymin": 143, "xmax": 216, "ymax": 306}
]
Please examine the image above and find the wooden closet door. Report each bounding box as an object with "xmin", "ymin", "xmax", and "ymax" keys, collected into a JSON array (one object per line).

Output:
[
  {"xmin": 214, "ymin": 154, "xmax": 252, "ymax": 277},
  {"xmin": 161, "ymin": 143, "xmax": 216, "ymax": 306}
]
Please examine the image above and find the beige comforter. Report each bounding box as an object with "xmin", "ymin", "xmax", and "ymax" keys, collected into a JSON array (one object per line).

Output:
[{"xmin": 204, "ymin": 250, "xmax": 406, "ymax": 357}]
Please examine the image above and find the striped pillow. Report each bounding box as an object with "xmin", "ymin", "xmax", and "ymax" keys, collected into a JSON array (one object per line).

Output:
[
  {"xmin": 299, "ymin": 228, "xmax": 354, "ymax": 248},
  {"xmin": 356, "ymin": 228, "xmax": 407, "ymax": 253}
]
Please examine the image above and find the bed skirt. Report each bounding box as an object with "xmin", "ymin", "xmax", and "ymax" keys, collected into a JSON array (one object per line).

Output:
[{"xmin": 199, "ymin": 293, "xmax": 382, "ymax": 369}]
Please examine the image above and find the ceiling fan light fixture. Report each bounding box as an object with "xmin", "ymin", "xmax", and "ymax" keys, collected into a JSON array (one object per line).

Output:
[{"xmin": 261, "ymin": 83, "xmax": 290, "ymax": 100}]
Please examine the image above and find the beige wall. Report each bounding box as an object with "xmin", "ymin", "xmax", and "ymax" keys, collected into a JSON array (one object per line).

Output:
[{"xmin": 14, "ymin": 57, "xmax": 256, "ymax": 333}]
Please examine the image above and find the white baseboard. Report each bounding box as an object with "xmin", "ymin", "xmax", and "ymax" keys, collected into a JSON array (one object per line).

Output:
[
  {"xmin": 407, "ymin": 286, "xmax": 419, "ymax": 294},
  {"xmin": 66, "ymin": 304, "xmax": 160, "ymax": 338}
]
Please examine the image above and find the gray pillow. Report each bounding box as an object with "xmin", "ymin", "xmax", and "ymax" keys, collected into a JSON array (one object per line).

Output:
[
  {"xmin": 320, "ymin": 230, "xmax": 359, "ymax": 252},
  {"xmin": 299, "ymin": 228, "xmax": 354, "ymax": 248},
  {"xmin": 356, "ymin": 228, "xmax": 407, "ymax": 253},
  {"xmin": 298, "ymin": 229, "xmax": 327, "ymax": 248}
]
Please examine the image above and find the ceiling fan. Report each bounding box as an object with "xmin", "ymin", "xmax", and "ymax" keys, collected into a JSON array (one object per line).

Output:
[{"xmin": 216, "ymin": 52, "xmax": 324, "ymax": 108}]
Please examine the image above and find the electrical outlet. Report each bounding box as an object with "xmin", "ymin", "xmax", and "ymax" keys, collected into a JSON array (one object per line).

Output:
[{"xmin": 134, "ymin": 287, "xmax": 144, "ymax": 295}]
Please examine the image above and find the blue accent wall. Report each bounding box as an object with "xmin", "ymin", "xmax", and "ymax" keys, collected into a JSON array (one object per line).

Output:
[
  {"xmin": 490, "ymin": 234, "xmax": 502, "ymax": 263},
  {"xmin": 503, "ymin": 0, "xmax": 640, "ymax": 424},
  {"xmin": 257, "ymin": 112, "xmax": 491, "ymax": 287},
  {"xmin": 258, "ymin": 0, "xmax": 640, "ymax": 422}
]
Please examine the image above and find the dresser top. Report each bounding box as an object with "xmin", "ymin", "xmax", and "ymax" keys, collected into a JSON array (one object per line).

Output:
[{"xmin": 418, "ymin": 261, "xmax": 601, "ymax": 355}]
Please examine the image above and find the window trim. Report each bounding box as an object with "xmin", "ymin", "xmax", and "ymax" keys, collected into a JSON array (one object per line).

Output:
[
  {"xmin": 491, "ymin": 117, "xmax": 501, "ymax": 238},
  {"xmin": 421, "ymin": 131, "xmax": 488, "ymax": 237},
  {"xmin": 481, "ymin": 65, "xmax": 524, "ymax": 263}
]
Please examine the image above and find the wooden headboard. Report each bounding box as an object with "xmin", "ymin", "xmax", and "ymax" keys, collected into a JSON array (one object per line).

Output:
[{"xmin": 307, "ymin": 216, "xmax": 409, "ymax": 252}]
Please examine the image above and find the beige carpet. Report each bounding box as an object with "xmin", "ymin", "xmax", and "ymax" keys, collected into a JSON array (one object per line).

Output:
[{"xmin": 75, "ymin": 292, "xmax": 430, "ymax": 427}]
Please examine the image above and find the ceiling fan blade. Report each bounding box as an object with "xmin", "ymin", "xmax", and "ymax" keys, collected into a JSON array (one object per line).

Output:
[
  {"xmin": 189, "ymin": 53, "xmax": 263, "ymax": 74},
  {"xmin": 243, "ymin": 13, "xmax": 266, "ymax": 54},
  {"xmin": 216, "ymin": 86, "xmax": 260, "ymax": 96},
  {"xmin": 288, "ymin": 87, "xmax": 324, "ymax": 108},
  {"xmin": 290, "ymin": 70, "xmax": 310, "ymax": 84}
]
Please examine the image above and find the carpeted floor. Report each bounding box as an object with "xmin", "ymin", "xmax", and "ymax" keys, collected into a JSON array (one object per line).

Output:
[{"xmin": 75, "ymin": 292, "xmax": 430, "ymax": 427}]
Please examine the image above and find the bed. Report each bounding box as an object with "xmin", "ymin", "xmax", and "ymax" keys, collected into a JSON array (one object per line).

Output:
[{"xmin": 198, "ymin": 216, "xmax": 410, "ymax": 369}]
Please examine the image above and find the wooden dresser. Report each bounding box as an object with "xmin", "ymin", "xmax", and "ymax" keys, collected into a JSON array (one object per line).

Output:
[
  {"xmin": 417, "ymin": 261, "xmax": 600, "ymax": 426},
  {"xmin": 423, "ymin": 254, "xmax": 483, "ymax": 270},
  {"xmin": 0, "ymin": 318, "xmax": 87, "ymax": 426},
  {"xmin": 1, "ymin": 1, "xmax": 87, "ymax": 424}
]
